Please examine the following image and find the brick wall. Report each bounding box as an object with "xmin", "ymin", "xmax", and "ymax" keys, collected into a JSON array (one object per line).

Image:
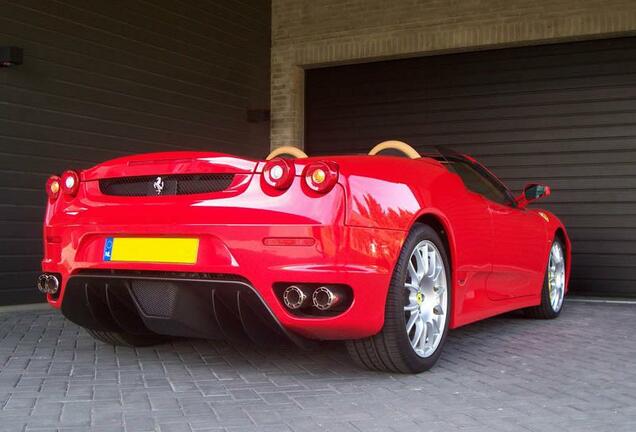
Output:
[{"xmin": 271, "ymin": 0, "xmax": 636, "ymax": 149}]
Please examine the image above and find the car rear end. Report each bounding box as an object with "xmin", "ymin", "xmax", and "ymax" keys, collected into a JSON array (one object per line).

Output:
[{"xmin": 40, "ymin": 152, "xmax": 405, "ymax": 343}]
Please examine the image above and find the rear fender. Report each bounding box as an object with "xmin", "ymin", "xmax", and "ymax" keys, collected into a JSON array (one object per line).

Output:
[
  {"xmin": 333, "ymin": 156, "xmax": 465, "ymax": 327},
  {"xmin": 335, "ymin": 157, "xmax": 447, "ymax": 231},
  {"xmin": 409, "ymin": 209, "xmax": 459, "ymax": 328}
]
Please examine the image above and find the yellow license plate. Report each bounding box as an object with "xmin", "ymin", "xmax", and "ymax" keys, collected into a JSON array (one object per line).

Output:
[{"xmin": 103, "ymin": 237, "xmax": 199, "ymax": 264}]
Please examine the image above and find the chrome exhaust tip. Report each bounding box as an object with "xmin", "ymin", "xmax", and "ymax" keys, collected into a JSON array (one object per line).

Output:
[
  {"xmin": 283, "ymin": 285, "xmax": 311, "ymax": 310},
  {"xmin": 46, "ymin": 274, "xmax": 59, "ymax": 294},
  {"xmin": 37, "ymin": 274, "xmax": 59, "ymax": 295},
  {"xmin": 312, "ymin": 286, "xmax": 342, "ymax": 311},
  {"xmin": 37, "ymin": 274, "xmax": 48, "ymax": 293}
]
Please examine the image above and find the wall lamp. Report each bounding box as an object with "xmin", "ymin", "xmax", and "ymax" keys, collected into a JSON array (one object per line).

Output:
[{"xmin": 1, "ymin": 47, "xmax": 23, "ymax": 68}]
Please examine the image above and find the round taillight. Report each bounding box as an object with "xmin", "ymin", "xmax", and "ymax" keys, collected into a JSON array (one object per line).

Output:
[
  {"xmin": 303, "ymin": 161, "xmax": 338, "ymax": 193},
  {"xmin": 263, "ymin": 159, "xmax": 294, "ymax": 190},
  {"xmin": 61, "ymin": 170, "xmax": 80, "ymax": 196},
  {"xmin": 46, "ymin": 176, "xmax": 61, "ymax": 201}
]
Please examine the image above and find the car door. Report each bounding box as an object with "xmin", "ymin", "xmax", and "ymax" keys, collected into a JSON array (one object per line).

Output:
[
  {"xmin": 446, "ymin": 157, "xmax": 547, "ymax": 300},
  {"xmin": 487, "ymin": 199, "xmax": 548, "ymax": 299}
]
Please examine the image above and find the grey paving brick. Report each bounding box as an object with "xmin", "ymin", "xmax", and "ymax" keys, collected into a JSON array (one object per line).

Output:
[{"xmin": 0, "ymin": 302, "xmax": 635, "ymax": 431}]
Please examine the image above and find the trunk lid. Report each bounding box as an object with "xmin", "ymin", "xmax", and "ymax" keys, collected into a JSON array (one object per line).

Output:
[{"xmin": 81, "ymin": 151, "xmax": 257, "ymax": 181}]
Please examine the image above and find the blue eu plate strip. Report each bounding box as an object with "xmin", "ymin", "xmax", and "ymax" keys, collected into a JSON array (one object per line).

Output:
[{"xmin": 103, "ymin": 237, "xmax": 114, "ymax": 261}]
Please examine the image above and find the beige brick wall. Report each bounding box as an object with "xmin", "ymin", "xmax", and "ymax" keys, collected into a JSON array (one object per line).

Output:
[{"xmin": 271, "ymin": 0, "xmax": 636, "ymax": 149}]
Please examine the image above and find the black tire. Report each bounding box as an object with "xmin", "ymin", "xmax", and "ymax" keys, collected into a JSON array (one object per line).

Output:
[
  {"xmin": 346, "ymin": 224, "xmax": 451, "ymax": 373},
  {"xmin": 525, "ymin": 238, "xmax": 565, "ymax": 319},
  {"xmin": 85, "ymin": 329, "xmax": 167, "ymax": 347}
]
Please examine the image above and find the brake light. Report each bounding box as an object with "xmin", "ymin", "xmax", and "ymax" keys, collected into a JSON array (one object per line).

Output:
[
  {"xmin": 262, "ymin": 158, "xmax": 294, "ymax": 190},
  {"xmin": 46, "ymin": 176, "xmax": 61, "ymax": 201},
  {"xmin": 303, "ymin": 161, "xmax": 338, "ymax": 193},
  {"xmin": 61, "ymin": 170, "xmax": 80, "ymax": 196}
]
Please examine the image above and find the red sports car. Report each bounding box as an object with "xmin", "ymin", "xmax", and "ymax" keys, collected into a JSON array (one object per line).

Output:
[{"xmin": 39, "ymin": 141, "xmax": 570, "ymax": 373}]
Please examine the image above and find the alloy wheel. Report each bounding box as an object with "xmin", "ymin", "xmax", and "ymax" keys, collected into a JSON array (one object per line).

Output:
[
  {"xmin": 404, "ymin": 240, "xmax": 448, "ymax": 358},
  {"xmin": 548, "ymin": 242, "xmax": 566, "ymax": 312}
]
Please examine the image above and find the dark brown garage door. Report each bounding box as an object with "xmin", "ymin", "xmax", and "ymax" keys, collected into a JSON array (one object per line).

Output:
[
  {"xmin": 306, "ymin": 37, "xmax": 636, "ymax": 297},
  {"xmin": 1, "ymin": 0, "xmax": 270, "ymax": 305}
]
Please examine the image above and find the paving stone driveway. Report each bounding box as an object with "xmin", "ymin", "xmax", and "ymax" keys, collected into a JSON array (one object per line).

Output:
[{"xmin": 0, "ymin": 300, "xmax": 635, "ymax": 432}]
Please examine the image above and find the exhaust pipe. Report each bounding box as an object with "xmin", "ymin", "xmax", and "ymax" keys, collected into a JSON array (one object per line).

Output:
[
  {"xmin": 37, "ymin": 274, "xmax": 59, "ymax": 295},
  {"xmin": 312, "ymin": 286, "xmax": 343, "ymax": 311},
  {"xmin": 37, "ymin": 274, "xmax": 47, "ymax": 293},
  {"xmin": 283, "ymin": 285, "xmax": 312, "ymax": 310}
]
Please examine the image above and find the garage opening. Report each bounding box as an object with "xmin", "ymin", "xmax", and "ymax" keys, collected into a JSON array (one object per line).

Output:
[{"xmin": 306, "ymin": 37, "xmax": 636, "ymax": 297}]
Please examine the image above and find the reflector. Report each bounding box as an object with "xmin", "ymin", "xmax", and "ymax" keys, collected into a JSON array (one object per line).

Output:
[{"xmin": 263, "ymin": 237, "xmax": 315, "ymax": 246}]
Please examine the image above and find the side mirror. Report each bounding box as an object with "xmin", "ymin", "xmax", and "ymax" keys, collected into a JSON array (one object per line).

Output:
[{"xmin": 516, "ymin": 183, "xmax": 550, "ymax": 208}]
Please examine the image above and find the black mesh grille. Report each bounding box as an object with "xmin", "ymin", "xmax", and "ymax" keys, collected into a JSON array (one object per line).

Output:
[
  {"xmin": 131, "ymin": 280, "xmax": 179, "ymax": 317},
  {"xmin": 99, "ymin": 174, "xmax": 234, "ymax": 196}
]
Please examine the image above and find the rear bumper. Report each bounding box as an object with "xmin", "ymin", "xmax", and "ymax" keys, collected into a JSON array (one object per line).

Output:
[
  {"xmin": 42, "ymin": 223, "xmax": 406, "ymax": 340},
  {"xmin": 61, "ymin": 272, "xmax": 310, "ymax": 347}
]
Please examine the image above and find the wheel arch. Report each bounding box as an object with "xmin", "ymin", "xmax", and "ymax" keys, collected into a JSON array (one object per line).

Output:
[
  {"xmin": 410, "ymin": 211, "xmax": 458, "ymax": 326},
  {"xmin": 554, "ymin": 227, "xmax": 567, "ymax": 250},
  {"xmin": 412, "ymin": 213, "xmax": 454, "ymax": 267}
]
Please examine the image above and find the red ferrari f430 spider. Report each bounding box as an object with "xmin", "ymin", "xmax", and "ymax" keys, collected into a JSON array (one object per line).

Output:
[{"xmin": 40, "ymin": 141, "xmax": 570, "ymax": 373}]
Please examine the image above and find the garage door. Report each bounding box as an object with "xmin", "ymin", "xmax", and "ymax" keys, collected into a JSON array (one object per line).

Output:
[
  {"xmin": 1, "ymin": 1, "xmax": 270, "ymax": 305},
  {"xmin": 305, "ymin": 37, "xmax": 636, "ymax": 297}
]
